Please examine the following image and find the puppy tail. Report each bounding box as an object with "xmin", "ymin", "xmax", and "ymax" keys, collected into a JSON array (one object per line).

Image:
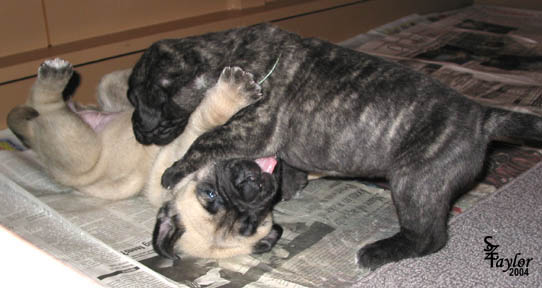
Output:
[
  {"xmin": 484, "ymin": 105, "xmax": 542, "ymax": 142},
  {"xmin": 7, "ymin": 106, "xmax": 39, "ymax": 148}
]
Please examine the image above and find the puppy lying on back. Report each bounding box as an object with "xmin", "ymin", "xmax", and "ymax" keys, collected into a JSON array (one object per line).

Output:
[
  {"xmin": 7, "ymin": 59, "xmax": 264, "ymax": 207},
  {"xmin": 8, "ymin": 59, "xmax": 285, "ymax": 258},
  {"xmin": 153, "ymin": 158, "xmax": 284, "ymax": 259}
]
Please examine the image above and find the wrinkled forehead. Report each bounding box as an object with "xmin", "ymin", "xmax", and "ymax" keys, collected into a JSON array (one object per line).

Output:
[
  {"xmin": 132, "ymin": 41, "xmax": 203, "ymax": 83},
  {"xmin": 172, "ymin": 167, "xmax": 217, "ymax": 202},
  {"xmin": 171, "ymin": 166, "xmax": 211, "ymax": 195},
  {"xmin": 174, "ymin": 180, "xmax": 210, "ymax": 217}
]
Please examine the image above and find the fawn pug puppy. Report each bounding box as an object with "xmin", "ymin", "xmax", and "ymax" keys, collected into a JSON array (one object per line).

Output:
[
  {"xmin": 153, "ymin": 157, "xmax": 284, "ymax": 260},
  {"xmin": 8, "ymin": 59, "xmax": 285, "ymax": 259},
  {"xmin": 126, "ymin": 23, "xmax": 542, "ymax": 270},
  {"xmin": 7, "ymin": 59, "xmax": 264, "ymax": 206}
]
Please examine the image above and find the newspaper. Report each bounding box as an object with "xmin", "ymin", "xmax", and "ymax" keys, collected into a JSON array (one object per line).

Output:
[
  {"xmin": 357, "ymin": 5, "xmax": 542, "ymax": 86},
  {"xmin": 0, "ymin": 141, "xmax": 183, "ymax": 288},
  {"xmin": 338, "ymin": 13, "xmax": 430, "ymax": 49},
  {"xmin": 2, "ymin": 5, "xmax": 542, "ymax": 288},
  {"xmin": 1, "ymin": 130, "xmax": 539, "ymax": 287}
]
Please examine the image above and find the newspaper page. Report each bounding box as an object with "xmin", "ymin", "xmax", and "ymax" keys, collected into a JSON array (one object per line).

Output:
[
  {"xmin": 2, "ymin": 5, "xmax": 542, "ymax": 288},
  {"xmin": 0, "ymin": 135, "xmax": 184, "ymax": 288},
  {"xmin": 0, "ymin": 175, "xmax": 181, "ymax": 287},
  {"xmin": 338, "ymin": 13, "xmax": 430, "ymax": 49},
  {"xmin": 357, "ymin": 5, "xmax": 542, "ymax": 85}
]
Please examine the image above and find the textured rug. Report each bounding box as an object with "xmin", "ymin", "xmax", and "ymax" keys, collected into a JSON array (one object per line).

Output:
[{"xmin": 355, "ymin": 162, "xmax": 542, "ymax": 287}]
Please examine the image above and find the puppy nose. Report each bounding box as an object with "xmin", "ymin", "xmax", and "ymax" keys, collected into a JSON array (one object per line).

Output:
[
  {"xmin": 133, "ymin": 108, "xmax": 160, "ymax": 132},
  {"xmin": 242, "ymin": 189, "xmax": 258, "ymax": 203}
]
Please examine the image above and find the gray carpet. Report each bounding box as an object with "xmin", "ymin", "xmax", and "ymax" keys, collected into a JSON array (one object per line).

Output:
[{"xmin": 355, "ymin": 162, "xmax": 542, "ymax": 287}]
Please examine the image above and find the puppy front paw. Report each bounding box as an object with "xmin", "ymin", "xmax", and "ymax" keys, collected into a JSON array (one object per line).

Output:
[
  {"xmin": 37, "ymin": 58, "xmax": 73, "ymax": 89},
  {"xmin": 219, "ymin": 66, "xmax": 262, "ymax": 103},
  {"xmin": 161, "ymin": 166, "xmax": 185, "ymax": 190}
]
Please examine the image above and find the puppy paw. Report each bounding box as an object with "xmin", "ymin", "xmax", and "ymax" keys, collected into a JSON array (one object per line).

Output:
[
  {"xmin": 357, "ymin": 241, "xmax": 396, "ymax": 271},
  {"xmin": 219, "ymin": 66, "xmax": 262, "ymax": 103},
  {"xmin": 161, "ymin": 165, "xmax": 185, "ymax": 190},
  {"xmin": 7, "ymin": 106, "xmax": 40, "ymax": 148},
  {"xmin": 357, "ymin": 231, "xmax": 423, "ymax": 271},
  {"xmin": 8, "ymin": 106, "xmax": 40, "ymax": 122},
  {"xmin": 37, "ymin": 58, "xmax": 73, "ymax": 89}
]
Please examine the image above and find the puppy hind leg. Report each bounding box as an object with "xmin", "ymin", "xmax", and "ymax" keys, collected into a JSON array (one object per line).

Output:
[
  {"xmin": 357, "ymin": 150, "xmax": 486, "ymax": 271},
  {"xmin": 8, "ymin": 59, "xmax": 73, "ymax": 148},
  {"xmin": 28, "ymin": 59, "xmax": 73, "ymax": 108},
  {"xmin": 357, "ymin": 175, "xmax": 452, "ymax": 270},
  {"xmin": 25, "ymin": 59, "xmax": 102, "ymax": 179}
]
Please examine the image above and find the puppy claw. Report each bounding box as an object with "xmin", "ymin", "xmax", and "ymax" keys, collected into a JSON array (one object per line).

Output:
[
  {"xmin": 219, "ymin": 66, "xmax": 263, "ymax": 102},
  {"xmin": 38, "ymin": 58, "xmax": 73, "ymax": 88}
]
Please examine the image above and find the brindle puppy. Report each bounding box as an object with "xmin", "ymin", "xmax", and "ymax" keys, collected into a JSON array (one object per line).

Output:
[{"xmin": 130, "ymin": 24, "xmax": 542, "ymax": 270}]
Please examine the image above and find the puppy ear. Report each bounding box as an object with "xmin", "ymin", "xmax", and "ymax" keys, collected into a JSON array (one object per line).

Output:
[{"xmin": 152, "ymin": 202, "xmax": 184, "ymax": 260}]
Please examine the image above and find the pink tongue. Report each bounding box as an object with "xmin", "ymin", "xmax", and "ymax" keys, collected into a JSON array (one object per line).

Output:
[{"xmin": 255, "ymin": 157, "xmax": 277, "ymax": 174}]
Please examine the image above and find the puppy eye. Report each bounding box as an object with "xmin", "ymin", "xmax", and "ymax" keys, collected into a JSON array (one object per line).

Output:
[
  {"xmin": 197, "ymin": 184, "xmax": 218, "ymax": 201},
  {"xmin": 207, "ymin": 189, "xmax": 217, "ymax": 200}
]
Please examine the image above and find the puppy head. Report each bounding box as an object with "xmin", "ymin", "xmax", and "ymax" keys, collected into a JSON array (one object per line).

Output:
[
  {"xmin": 152, "ymin": 158, "xmax": 282, "ymax": 260},
  {"xmin": 128, "ymin": 39, "xmax": 214, "ymax": 146}
]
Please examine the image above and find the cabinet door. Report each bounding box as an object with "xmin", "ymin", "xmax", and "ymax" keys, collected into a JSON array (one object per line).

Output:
[{"xmin": 0, "ymin": 1, "xmax": 48, "ymax": 57}]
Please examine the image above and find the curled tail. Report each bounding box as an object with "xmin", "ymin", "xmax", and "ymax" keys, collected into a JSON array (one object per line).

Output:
[{"xmin": 484, "ymin": 105, "xmax": 542, "ymax": 142}]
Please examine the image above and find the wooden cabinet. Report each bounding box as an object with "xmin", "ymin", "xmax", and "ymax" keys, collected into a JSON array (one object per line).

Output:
[
  {"xmin": 0, "ymin": 0, "xmax": 472, "ymax": 129},
  {"xmin": 44, "ymin": 1, "xmax": 232, "ymax": 45},
  {"xmin": 0, "ymin": 1, "xmax": 48, "ymax": 57}
]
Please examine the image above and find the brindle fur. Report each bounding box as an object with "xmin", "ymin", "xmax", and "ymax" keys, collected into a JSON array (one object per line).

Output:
[{"xmin": 129, "ymin": 24, "xmax": 542, "ymax": 270}]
